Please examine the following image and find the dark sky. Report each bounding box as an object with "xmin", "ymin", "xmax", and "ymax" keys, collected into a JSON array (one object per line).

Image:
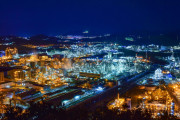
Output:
[{"xmin": 0, "ymin": 0, "xmax": 180, "ymax": 36}]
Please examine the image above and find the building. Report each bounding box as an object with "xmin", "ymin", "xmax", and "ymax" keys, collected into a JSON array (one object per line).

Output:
[
  {"xmin": 79, "ymin": 72, "xmax": 101, "ymax": 78},
  {"xmin": 0, "ymin": 72, "xmax": 4, "ymax": 82},
  {"xmin": 154, "ymin": 68, "xmax": 163, "ymax": 80},
  {"xmin": 0, "ymin": 81, "xmax": 14, "ymax": 89},
  {"xmin": 0, "ymin": 67, "xmax": 23, "ymax": 80},
  {"xmin": 5, "ymin": 47, "xmax": 18, "ymax": 58}
]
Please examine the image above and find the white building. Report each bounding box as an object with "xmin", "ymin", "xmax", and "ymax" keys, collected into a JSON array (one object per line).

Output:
[{"xmin": 154, "ymin": 68, "xmax": 163, "ymax": 80}]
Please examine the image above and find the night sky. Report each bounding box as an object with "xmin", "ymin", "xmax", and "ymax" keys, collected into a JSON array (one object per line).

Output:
[{"xmin": 0, "ymin": 0, "xmax": 180, "ymax": 36}]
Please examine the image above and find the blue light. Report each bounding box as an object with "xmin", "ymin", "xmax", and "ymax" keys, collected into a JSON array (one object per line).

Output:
[
  {"xmin": 62, "ymin": 100, "xmax": 69, "ymax": 105},
  {"xmin": 96, "ymin": 87, "xmax": 104, "ymax": 91},
  {"xmin": 74, "ymin": 95, "xmax": 80, "ymax": 100},
  {"xmin": 6, "ymin": 85, "xmax": 10, "ymax": 88}
]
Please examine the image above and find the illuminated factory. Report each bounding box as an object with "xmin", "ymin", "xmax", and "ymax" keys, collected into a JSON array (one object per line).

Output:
[{"xmin": 0, "ymin": 44, "xmax": 152, "ymax": 115}]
